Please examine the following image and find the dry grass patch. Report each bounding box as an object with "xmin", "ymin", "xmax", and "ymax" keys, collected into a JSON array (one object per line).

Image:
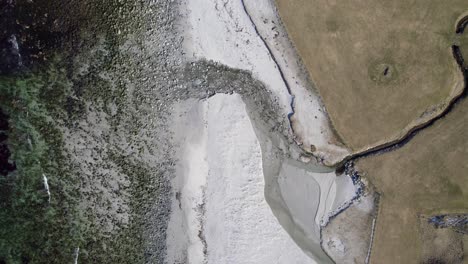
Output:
[
  {"xmin": 276, "ymin": 0, "xmax": 467, "ymax": 151},
  {"xmin": 356, "ymin": 93, "xmax": 468, "ymax": 263},
  {"xmin": 419, "ymin": 215, "xmax": 465, "ymax": 264}
]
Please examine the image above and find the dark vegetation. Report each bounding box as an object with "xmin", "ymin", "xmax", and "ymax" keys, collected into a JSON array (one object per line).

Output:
[
  {"xmin": 456, "ymin": 14, "xmax": 468, "ymax": 34},
  {"xmin": 0, "ymin": 72, "xmax": 82, "ymax": 263},
  {"xmin": 0, "ymin": 0, "xmax": 147, "ymax": 263},
  {"xmin": 423, "ymin": 259, "xmax": 447, "ymax": 264},
  {"xmin": 0, "ymin": 1, "xmax": 85, "ymax": 262},
  {"xmin": 0, "ymin": 0, "xmax": 20, "ymax": 74},
  {"xmin": 0, "ymin": 109, "xmax": 16, "ymax": 176}
]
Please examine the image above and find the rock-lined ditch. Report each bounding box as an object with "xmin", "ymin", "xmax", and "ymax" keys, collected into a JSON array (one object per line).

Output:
[{"xmin": 338, "ymin": 39, "xmax": 467, "ymax": 171}]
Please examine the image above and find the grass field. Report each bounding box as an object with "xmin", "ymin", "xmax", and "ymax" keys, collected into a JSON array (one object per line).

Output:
[
  {"xmin": 356, "ymin": 92, "xmax": 467, "ymax": 263},
  {"xmin": 419, "ymin": 215, "xmax": 465, "ymax": 263},
  {"xmin": 276, "ymin": 0, "xmax": 468, "ymax": 152},
  {"xmin": 275, "ymin": 2, "xmax": 468, "ymax": 261}
]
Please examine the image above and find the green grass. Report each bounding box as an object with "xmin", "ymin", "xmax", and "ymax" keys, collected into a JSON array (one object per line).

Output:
[{"xmin": 0, "ymin": 70, "xmax": 83, "ymax": 264}]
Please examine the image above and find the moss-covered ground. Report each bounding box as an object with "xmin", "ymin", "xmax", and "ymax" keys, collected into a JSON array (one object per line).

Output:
[{"xmin": 0, "ymin": 0, "xmax": 159, "ymax": 263}]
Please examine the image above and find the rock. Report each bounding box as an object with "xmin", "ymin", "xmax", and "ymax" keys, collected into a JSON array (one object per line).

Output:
[{"xmin": 0, "ymin": 0, "xmax": 22, "ymax": 74}]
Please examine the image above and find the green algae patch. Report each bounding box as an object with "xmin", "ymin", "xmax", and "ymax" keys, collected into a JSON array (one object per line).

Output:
[
  {"xmin": 0, "ymin": 0, "xmax": 168, "ymax": 262},
  {"xmin": 0, "ymin": 72, "xmax": 83, "ymax": 264}
]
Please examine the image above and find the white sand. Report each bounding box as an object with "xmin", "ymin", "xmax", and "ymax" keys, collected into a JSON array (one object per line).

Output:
[
  {"xmin": 242, "ymin": 0, "xmax": 350, "ymax": 165},
  {"xmin": 180, "ymin": 0, "xmax": 350, "ymax": 165},
  {"xmin": 273, "ymin": 160, "xmax": 356, "ymax": 263},
  {"xmin": 165, "ymin": 99, "xmax": 208, "ymax": 264},
  {"xmin": 166, "ymin": 94, "xmax": 317, "ymax": 264},
  {"xmin": 292, "ymin": 165, "xmax": 355, "ymax": 227},
  {"xmin": 170, "ymin": 1, "xmax": 360, "ymax": 263},
  {"xmin": 180, "ymin": 0, "xmax": 293, "ymax": 118}
]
